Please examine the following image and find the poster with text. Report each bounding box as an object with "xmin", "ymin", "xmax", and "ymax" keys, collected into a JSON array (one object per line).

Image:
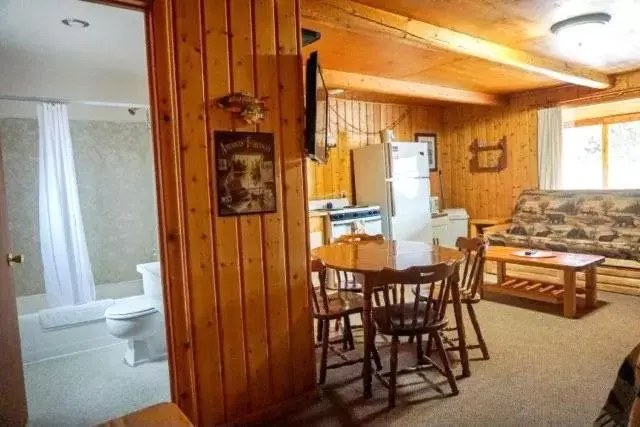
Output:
[{"xmin": 214, "ymin": 131, "xmax": 276, "ymax": 216}]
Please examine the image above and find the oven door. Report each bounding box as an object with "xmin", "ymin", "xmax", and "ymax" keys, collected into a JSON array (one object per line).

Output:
[
  {"xmin": 329, "ymin": 221, "xmax": 353, "ymax": 241},
  {"xmin": 362, "ymin": 216, "xmax": 383, "ymax": 236},
  {"xmin": 330, "ymin": 216, "xmax": 383, "ymax": 241}
]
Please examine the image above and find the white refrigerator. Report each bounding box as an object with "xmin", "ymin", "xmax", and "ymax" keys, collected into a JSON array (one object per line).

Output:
[{"xmin": 352, "ymin": 142, "xmax": 432, "ymax": 244}]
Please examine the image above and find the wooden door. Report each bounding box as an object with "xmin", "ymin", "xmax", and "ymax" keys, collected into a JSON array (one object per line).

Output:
[{"xmin": 0, "ymin": 145, "xmax": 27, "ymax": 426}]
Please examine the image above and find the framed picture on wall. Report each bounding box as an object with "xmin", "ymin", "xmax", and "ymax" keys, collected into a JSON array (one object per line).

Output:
[
  {"xmin": 214, "ymin": 131, "xmax": 277, "ymax": 216},
  {"xmin": 415, "ymin": 132, "xmax": 438, "ymax": 172}
]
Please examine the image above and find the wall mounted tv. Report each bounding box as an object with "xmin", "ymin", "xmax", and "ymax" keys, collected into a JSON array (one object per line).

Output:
[{"xmin": 305, "ymin": 51, "xmax": 328, "ymax": 164}]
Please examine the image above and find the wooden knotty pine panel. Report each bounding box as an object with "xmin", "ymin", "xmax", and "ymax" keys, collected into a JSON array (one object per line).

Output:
[
  {"xmin": 438, "ymin": 69, "xmax": 640, "ymax": 220},
  {"xmin": 147, "ymin": 0, "xmax": 314, "ymax": 424},
  {"xmin": 439, "ymin": 103, "xmax": 538, "ymax": 219},
  {"xmin": 306, "ymin": 100, "xmax": 443, "ymax": 202}
]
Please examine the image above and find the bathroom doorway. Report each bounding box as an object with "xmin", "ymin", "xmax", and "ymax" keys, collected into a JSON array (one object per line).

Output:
[{"xmin": 0, "ymin": 0, "xmax": 170, "ymax": 424}]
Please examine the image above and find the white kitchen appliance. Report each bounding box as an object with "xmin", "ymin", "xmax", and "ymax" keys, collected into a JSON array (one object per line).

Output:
[
  {"xmin": 326, "ymin": 205, "xmax": 383, "ymax": 240},
  {"xmin": 352, "ymin": 142, "xmax": 432, "ymax": 244}
]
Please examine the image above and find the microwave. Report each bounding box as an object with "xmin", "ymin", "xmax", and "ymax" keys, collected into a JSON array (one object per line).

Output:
[{"xmin": 430, "ymin": 196, "xmax": 440, "ymax": 214}]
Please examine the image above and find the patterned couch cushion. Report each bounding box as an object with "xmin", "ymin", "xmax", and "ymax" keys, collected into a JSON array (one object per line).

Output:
[{"xmin": 487, "ymin": 189, "xmax": 640, "ymax": 261}]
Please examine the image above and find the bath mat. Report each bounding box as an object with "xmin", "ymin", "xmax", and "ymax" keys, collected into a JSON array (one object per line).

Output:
[{"xmin": 39, "ymin": 299, "xmax": 115, "ymax": 330}]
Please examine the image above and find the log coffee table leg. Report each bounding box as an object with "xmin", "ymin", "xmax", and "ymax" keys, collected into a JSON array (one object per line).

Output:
[
  {"xmin": 585, "ymin": 266, "xmax": 597, "ymax": 309},
  {"xmin": 563, "ymin": 270, "xmax": 577, "ymax": 318}
]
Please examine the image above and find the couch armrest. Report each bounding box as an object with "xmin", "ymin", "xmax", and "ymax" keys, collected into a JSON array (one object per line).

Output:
[{"xmin": 483, "ymin": 223, "xmax": 511, "ymax": 235}]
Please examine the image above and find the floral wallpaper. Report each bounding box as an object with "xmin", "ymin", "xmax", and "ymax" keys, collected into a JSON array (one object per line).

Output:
[{"xmin": 0, "ymin": 118, "xmax": 159, "ymax": 297}]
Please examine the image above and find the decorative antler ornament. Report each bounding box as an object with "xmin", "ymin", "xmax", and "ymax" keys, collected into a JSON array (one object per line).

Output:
[{"xmin": 216, "ymin": 93, "xmax": 269, "ymax": 124}]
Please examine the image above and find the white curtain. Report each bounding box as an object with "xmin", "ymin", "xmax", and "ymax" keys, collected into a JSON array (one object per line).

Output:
[
  {"xmin": 38, "ymin": 103, "xmax": 95, "ymax": 307},
  {"xmin": 537, "ymin": 107, "xmax": 563, "ymax": 190}
]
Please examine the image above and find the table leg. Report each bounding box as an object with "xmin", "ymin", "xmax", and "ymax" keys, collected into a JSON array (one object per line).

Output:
[
  {"xmin": 361, "ymin": 273, "xmax": 373, "ymax": 398},
  {"xmin": 563, "ymin": 270, "xmax": 577, "ymax": 318},
  {"xmin": 585, "ymin": 266, "xmax": 597, "ymax": 309},
  {"xmin": 450, "ymin": 278, "xmax": 470, "ymax": 378}
]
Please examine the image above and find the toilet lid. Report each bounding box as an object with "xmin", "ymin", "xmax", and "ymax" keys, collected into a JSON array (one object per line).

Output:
[{"xmin": 105, "ymin": 299, "xmax": 157, "ymax": 319}]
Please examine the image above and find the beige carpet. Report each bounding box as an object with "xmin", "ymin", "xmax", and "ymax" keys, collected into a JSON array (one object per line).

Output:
[{"xmin": 275, "ymin": 291, "xmax": 640, "ymax": 427}]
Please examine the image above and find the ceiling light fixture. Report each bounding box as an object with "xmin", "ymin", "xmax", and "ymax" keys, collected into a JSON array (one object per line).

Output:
[
  {"xmin": 328, "ymin": 89, "xmax": 345, "ymax": 96},
  {"xmin": 550, "ymin": 13, "xmax": 611, "ymax": 44},
  {"xmin": 62, "ymin": 18, "xmax": 90, "ymax": 29}
]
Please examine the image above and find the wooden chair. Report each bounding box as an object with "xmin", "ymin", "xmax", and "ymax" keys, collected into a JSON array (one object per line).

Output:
[
  {"xmin": 330, "ymin": 233, "xmax": 385, "ymax": 293},
  {"xmin": 370, "ymin": 261, "xmax": 458, "ymax": 408},
  {"xmin": 311, "ymin": 258, "xmax": 354, "ymax": 350},
  {"xmin": 448, "ymin": 237, "xmax": 489, "ymax": 359},
  {"xmin": 417, "ymin": 237, "xmax": 489, "ymax": 360},
  {"xmin": 310, "ymin": 258, "xmax": 381, "ymax": 384}
]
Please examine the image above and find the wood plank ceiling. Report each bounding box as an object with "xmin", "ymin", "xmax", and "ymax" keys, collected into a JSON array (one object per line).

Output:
[{"xmin": 301, "ymin": 0, "xmax": 640, "ymax": 104}]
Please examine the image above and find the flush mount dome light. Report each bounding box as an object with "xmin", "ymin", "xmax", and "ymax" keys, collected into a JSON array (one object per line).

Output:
[
  {"xmin": 62, "ymin": 18, "xmax": 90, "ymax": 28},
  {"xmin": 550, "ymin": 13, "xmax": 611, "ymax": 36}
]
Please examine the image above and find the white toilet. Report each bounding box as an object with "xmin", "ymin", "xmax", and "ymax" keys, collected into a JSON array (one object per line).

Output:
[{"xmin": 105, "ymin": 262, "xmax": 166, "ymax": 366}]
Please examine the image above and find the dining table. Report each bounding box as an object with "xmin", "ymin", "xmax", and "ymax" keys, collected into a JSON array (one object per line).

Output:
[{"xmin": 311, "ymin": 239, "xmax": 469, "ymax": 398}]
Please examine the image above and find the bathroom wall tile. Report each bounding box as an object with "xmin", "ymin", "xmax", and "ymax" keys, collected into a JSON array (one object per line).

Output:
[{"xmin": 0, "ymin": 118, "xmax": 159, "ymax": 297}]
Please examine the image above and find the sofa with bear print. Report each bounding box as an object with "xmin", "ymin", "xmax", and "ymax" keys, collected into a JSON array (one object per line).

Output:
[{"xmin": 484, "ymin": 189, "xmax": 640, "ymax": 295}]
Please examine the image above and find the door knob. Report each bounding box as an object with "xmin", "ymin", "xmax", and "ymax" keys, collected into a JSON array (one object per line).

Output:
[{"xmin": 7, "ymin": 253, "xmax": 24, "ymax": 266}]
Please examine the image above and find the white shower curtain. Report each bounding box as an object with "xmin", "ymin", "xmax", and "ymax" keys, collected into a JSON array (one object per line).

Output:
[{"xmin": 38, "ymin": 103, "xmax": 95, "ymax": 307}]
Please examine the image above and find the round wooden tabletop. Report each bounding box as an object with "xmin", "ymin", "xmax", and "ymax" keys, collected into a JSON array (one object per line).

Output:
[{"xmin": 311, "ymin": 240, "xmax": 464, "ymax": 274}]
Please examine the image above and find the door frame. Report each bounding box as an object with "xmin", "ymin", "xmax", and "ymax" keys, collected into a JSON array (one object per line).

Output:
[{"xmin": 87, "ymin": 0, "xmax": 197, "ymax": 420}]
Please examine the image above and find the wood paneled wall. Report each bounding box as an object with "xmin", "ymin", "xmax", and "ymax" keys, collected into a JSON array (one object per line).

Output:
[
  {"xmin": 437, "ymin": 69, "xmax": 640, "ymax": 220},
  {"xmin": 439, "ymin": 104, "xmax": 538, "ymax": 219},
  {"xmin": 306, "ymin": 99, "xmax": 443, "ymax": 202},
  {"xmin": 146, "ymin": 0, "xmax": 314, "ymax": 425}
]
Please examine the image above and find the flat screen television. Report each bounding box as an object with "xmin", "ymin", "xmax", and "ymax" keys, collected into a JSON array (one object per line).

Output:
[{"xmin": 305, "ymin": 51, "xmax": 328, "ymax": 164}]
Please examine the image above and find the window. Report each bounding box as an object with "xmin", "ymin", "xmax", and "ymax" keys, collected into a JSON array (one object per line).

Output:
[
  {"xmin": 608, "ymin": 121, "xmax": 640, "ymax": 189},
  {"xmin": 561, "ymin": 125, "xmax": 603, "ymax": 190},
  {"xmin": 561, "ymin": 118, "xmax": 640, "ymax": 190}
]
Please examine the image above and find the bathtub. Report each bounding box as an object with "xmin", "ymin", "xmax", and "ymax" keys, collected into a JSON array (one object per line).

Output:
[{"xmin": 18, "ymin": 279, "xmax": 145, "ymax": 364}]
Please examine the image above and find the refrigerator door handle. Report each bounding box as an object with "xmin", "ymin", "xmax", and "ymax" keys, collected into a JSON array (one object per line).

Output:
[
  {"xmin": 385, "ymin": 144, "xmax": 392, "ymax": 178},
  {"xmin": 387, "ymin": 182, "xmax": 396, "ymax": 217}
]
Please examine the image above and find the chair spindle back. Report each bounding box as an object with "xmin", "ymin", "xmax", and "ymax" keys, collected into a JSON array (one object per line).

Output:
[
  {"xmin": 309, "ymin": 258, "xmax": 329, "ymax": 315},
  {"xmin": 373, "ymin": 262, "xmax": 456, "ymax": 331},
  {"xmin": 455, "ymin": 237, "xmax": 487, "ymax": 298}
]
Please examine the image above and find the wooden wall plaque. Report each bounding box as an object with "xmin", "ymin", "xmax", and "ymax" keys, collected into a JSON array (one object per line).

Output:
[{"xmin": 469, "ymin": 136, "xmax": 507, "ymax": 173}]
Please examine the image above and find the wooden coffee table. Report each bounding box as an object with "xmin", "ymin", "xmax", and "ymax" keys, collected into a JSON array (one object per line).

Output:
[{"xmin": 482, "ymin": 246, "xmax": 605, "ymax": 318}]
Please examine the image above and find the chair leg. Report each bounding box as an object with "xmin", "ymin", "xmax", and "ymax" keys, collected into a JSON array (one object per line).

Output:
[
  {"xmin": 433, "ymin": 332, "xmax": 458, "ymax": 396},
  {"xmin": 318, "ymin": 319, "xmax": 330, "ymax": 385},
  {"xmin": 425, "ymin": 333, "xmax": 434, "ymax": 356},
  {"xmin": 416, "ymin": 334, "xmax": 424, "ymax": 363},
  {"xmin": 343, "ymin": 315, "xmax": 355, "ymax": 351},
  {"xmin": 389, "ymin": 335, "xmax": 399, "ymax": 408},
  {"xmin": 370, "ymin": 323, "xmax": 383, "ymax": 371},
  {"xmin": 467, "ymin": 304, "xmax": 489, "ymax": 360},
  {"xmin": 316, "ymin": 318, "xmax": 323, "ymax": 343}
]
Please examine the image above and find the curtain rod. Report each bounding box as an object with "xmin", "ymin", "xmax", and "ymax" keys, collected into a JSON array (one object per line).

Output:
[{"xmin": 0, "ymin": 94, "xmax": 149, "ymax": 109}]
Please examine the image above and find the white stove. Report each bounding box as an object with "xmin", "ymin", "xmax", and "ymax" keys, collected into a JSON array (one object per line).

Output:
[
  {"xmin": 309, "ymin": 199, "xmax": 382, "ymax": 241},
  {"xmin": 327, "ymin": 206, "xmax": 382, "ymax": 240}
]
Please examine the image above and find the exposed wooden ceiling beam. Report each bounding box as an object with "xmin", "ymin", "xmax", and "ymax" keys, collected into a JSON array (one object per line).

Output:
[
  {"xmin": 323, "ymin": 69, "xmax": 506, "ymax": 106},
  {"xmin": 303, "ymin": 0, "xmax": 611, "ymax": 90}
]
